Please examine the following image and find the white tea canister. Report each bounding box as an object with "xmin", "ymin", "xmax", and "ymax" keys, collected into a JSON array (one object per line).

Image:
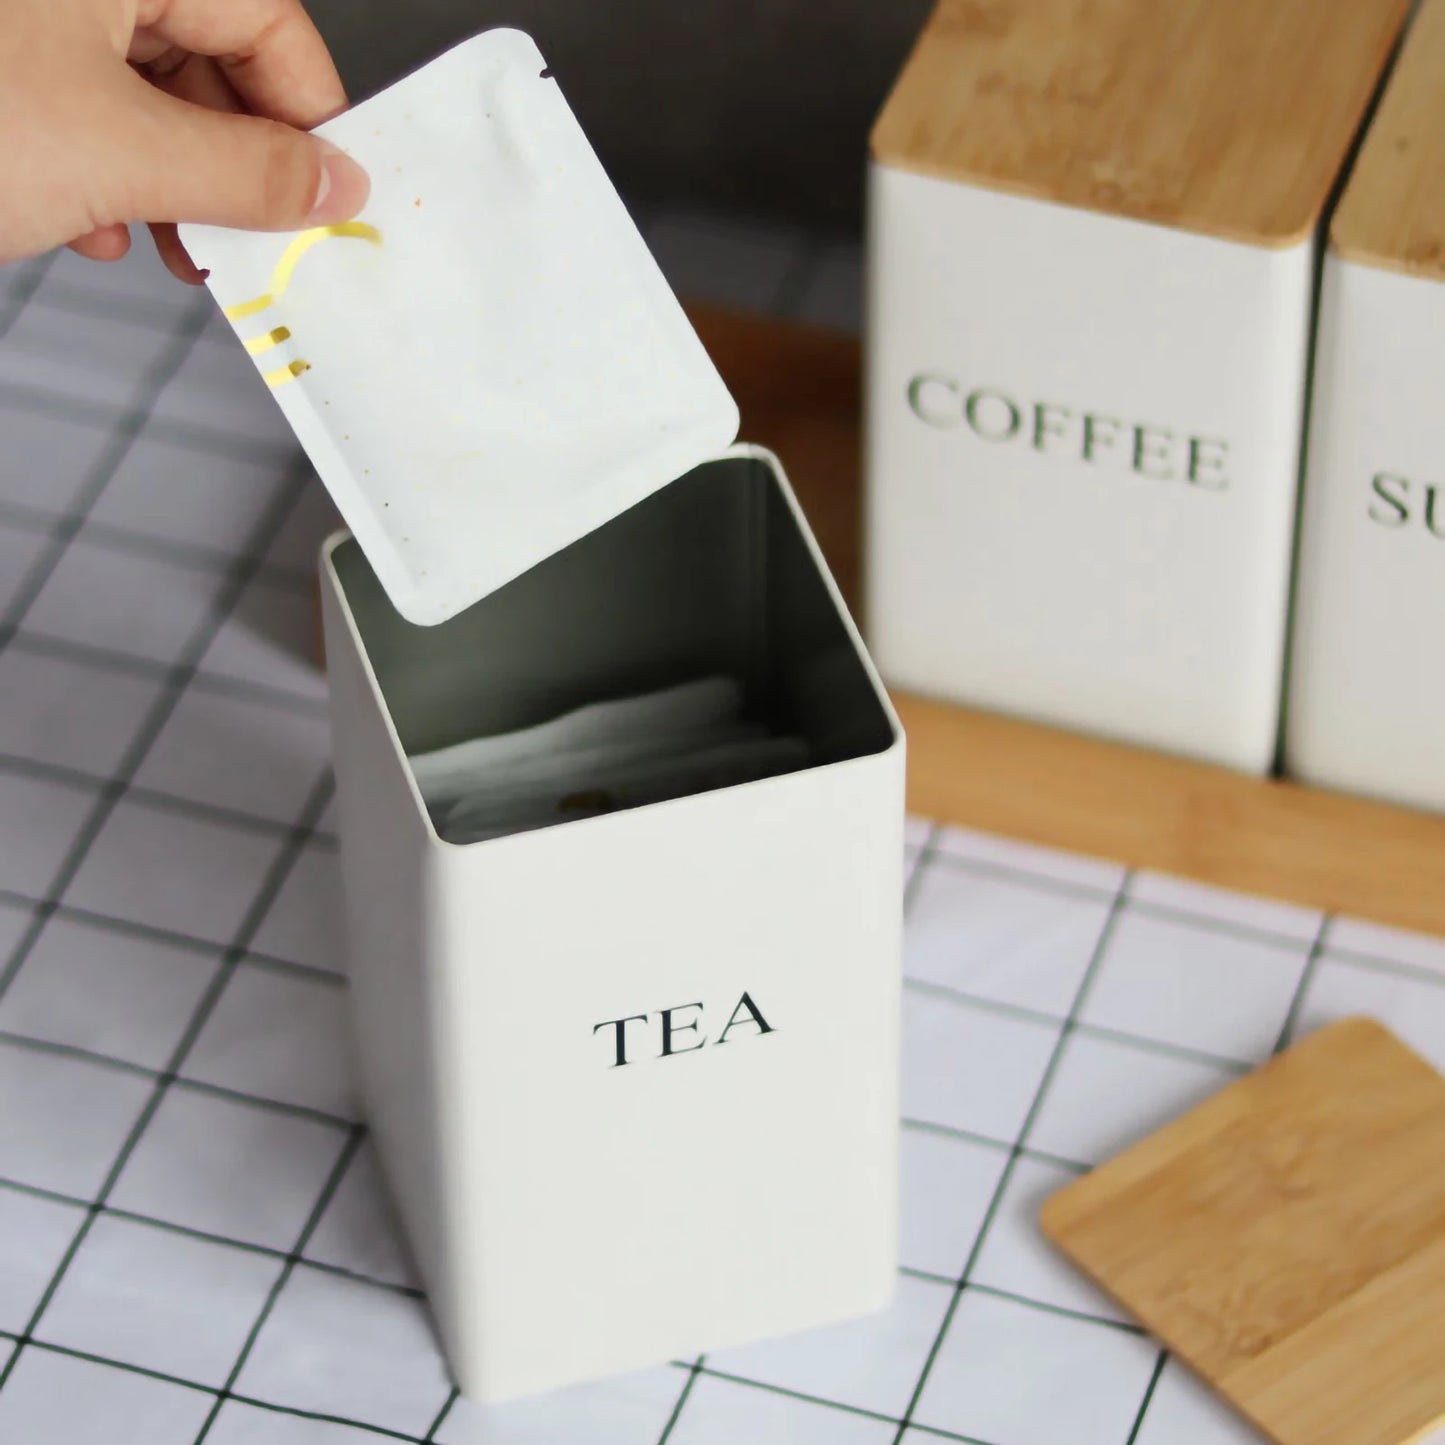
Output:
[
  {"xmin": 320, "ymin": 446, "xmax": 903, "ymax": 1402},
  {"xmin": 865, "ymin": 0, "xmax": 1408, "ymax": 771},
  {"xmin": 1288, "ymin": 0, "xmax": 1445, "ymax": 812}
]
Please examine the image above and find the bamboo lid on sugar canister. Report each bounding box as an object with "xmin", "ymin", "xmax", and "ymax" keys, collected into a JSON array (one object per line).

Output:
[
  {"xmin": 1332, "ymin": 0, "xmax": 1445, "ymax": 281},
  {"xmin": 870, "ymin": 0, "xmax": 1410, "ymax": 248}
]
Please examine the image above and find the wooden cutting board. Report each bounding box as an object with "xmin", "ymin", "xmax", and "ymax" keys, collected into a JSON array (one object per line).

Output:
[{"xmin": 1040, "ymin": 1018, "xmax": 1445, "ymax": 1445}]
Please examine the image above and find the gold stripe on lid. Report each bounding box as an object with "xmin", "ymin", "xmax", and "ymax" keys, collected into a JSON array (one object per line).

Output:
[
  {"xmin": 223, "ymin": 221, "xmax": 382, "ymax": 321},
  {"xmin": 263, "ymin": 359, "xmax": 312, "ymax": 388},
  {"xmin": 244, "ymin": 326, "xmax": 292, "ymax": 355}
]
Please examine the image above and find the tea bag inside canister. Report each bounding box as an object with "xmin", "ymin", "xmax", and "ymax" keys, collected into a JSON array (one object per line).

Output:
[{"xmin": 409, "ymin": 678, "xmax": 812, "ymax": 843}]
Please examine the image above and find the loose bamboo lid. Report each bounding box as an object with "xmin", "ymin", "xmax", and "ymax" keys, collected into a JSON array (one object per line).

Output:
[
  {"xmin": 871, "ymin": 0, "xmax": 1410, "ymax": 248},
  {"xmin": 1041, "ymin": 1018, "xmax": 1445, "ymax": 1445},
  {"xmin": 1332, "ymin": 0, "xmax": 1445, "ymax": 280}
]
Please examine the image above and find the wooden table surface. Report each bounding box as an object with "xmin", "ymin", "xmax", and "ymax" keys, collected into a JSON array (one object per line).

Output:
[{"xmin": 685, "ymin": 302, "xmax": 1445, "ymax": 939}]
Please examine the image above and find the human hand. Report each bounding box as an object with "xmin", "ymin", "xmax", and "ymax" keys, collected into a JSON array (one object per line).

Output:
[{"xmin": 0, "ymin": 0, "xmax": 371, "ymax": 281}]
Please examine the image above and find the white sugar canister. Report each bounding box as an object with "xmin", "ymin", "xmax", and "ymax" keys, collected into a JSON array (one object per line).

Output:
[
  {"xmin": 1288, "ymin": 0, "xmax": 1445, "ymax": 812},
  {"xmin": 865, "ymin": 0, "xmax": 1408, "ymax": 771},
  {"xmin": 184, "ymin": 30, "xmax": 904, "ymax": 1404}
]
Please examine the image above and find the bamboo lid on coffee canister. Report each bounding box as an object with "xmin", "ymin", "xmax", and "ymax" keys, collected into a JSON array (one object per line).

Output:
[
  {"xmin": 871, "ymin": 0, "xmax": 1410, "ymax": 248},
  {"xmin": 1332, "ymin": 0, "xmax": 1445, "ymax": 281}
]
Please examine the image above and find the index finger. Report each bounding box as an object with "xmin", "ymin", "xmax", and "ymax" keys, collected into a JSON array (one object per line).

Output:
[{"xmin": 141, "ymin": 0, "xmax": 347, "ymax": 128}]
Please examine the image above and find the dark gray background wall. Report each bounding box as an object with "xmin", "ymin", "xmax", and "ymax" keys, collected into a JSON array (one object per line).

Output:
[{"xmin": 306, "ymin": 0, "xmax": 933, "ymax": 232}]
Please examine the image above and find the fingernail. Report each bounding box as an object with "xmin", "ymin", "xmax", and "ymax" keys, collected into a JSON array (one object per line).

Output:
[{"xmin": 308, "ymin": 143, "xmax": 371, "ymax": 224}]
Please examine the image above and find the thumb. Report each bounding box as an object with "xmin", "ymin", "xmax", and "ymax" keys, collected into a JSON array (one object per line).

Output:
[{"xmin": 109, "ymin": 82, "xmax": 370, "ymax": 232}]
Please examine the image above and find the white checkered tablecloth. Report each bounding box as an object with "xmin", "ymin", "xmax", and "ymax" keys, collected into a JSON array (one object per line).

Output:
[{"xmin": 2, "ymin": 227, "xmax": 1445, "ymax": 1445}]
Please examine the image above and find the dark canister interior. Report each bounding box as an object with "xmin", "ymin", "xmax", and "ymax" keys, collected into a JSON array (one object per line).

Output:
[{"xmin": 332, "ymin": 452, "xmax": 895, "ymax": 789}]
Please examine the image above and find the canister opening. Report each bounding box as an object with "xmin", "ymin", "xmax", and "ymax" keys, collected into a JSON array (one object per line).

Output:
[{"xmin": 332, "ymin": 453, "xmax": 893, "ymax": 841}]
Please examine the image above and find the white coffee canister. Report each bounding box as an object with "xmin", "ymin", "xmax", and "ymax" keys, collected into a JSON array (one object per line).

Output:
[
  {"xmin": 1288, "ymin": 0, "xmax": 1445, "ymax": 812},
  {"xmin": 321, "ymin": 446, "xmax": 903, "ymax": 1402},
  {"xmin": 865, "ymin": 0, "xmax": 1408, "ymax": 772}
]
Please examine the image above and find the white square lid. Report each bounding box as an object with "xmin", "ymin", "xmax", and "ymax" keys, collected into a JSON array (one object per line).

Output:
[{"xmin": 181, "ymin": 29, "xmax": 739, "ymax": 625}]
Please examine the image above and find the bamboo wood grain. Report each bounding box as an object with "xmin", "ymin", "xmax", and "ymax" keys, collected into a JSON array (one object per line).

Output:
[
  {"xmin": 870, "ymin": 0, "xmax": 1409, "ymax": 247},
  {"xmin": 1332, "ymin": 0, "xmax": 1445, "ymax": 280},
  {"xmin": 1040, "ymin": 1018, "xmax": 1445, "ymax": 1445}
]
